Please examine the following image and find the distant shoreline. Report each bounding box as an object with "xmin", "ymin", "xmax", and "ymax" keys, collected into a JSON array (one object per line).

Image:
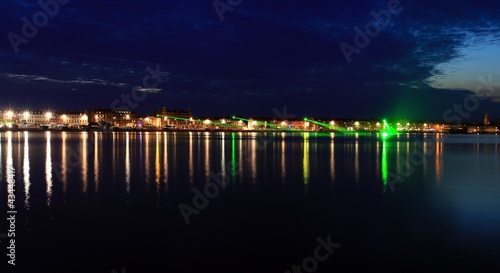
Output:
[{"xmin": 0, "ymin": 127, "xmax": 498, "ymax": 135}]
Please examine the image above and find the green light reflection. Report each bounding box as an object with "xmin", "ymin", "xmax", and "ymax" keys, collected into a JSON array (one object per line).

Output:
[{"xmin": 382, "ymin": 139, "xmax": 388, "ymax": 187}]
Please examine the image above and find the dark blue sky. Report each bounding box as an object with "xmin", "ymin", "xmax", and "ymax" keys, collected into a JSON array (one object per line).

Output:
[{"xmin": 1, "ymin": 0, "xmax": 500, "ymax": 121}]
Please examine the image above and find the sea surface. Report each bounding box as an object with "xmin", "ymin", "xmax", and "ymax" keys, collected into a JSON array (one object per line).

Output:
[{"xmin": 1, "ymin": 131, "xmax": 500, "ymax": 272}]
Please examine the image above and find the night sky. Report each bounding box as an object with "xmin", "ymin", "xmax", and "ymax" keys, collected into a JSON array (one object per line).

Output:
[{"xmin": 1, "ymin": 0, "xmax": 500, "ymax": 121}]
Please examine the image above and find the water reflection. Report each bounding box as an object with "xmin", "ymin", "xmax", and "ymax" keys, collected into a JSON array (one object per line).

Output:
[
  {"xmin": 45, "ymin": 132, "xmax": 53, "ymax": 207},
  {"xmin": 0, "ymin": 134, "xmax": 2, "ymax": 187},
  {"xmin": 303, "ymin": 133, "xmax": 309, "ymax": 186},
  {"xmin": 125, "ymin": 132, "xmax": 131, "ymax": 195},
  {"xmin": 145, "ymin": 132, "xmax": 150, "ymax": 185},
  {"xmin": 93, "ymin": 132, "xmax": 100, "ymax": 193},
  {"xmin": 61, "ymin": 132, "xmax": 67, "ymax": 194},
  {"xmin": 205, "ymin": 132, "xmax": 210, "ymax": 183},
  {"xmin": 81, "ymin": 133, "xmax": 88, "ymax": 194},
  {"xmin": 281, "ymin": 133, "xmax": 286, "ymax": 184},
  {"xmin": 164, "ymin": 132, "xmax": 169, "ymax": 185},
  {"xmin": 155, "ymin": 132, "xmax": 161, "ymax": 196},
  {"xmin": 250, "ymin": 132, "xmax": 257, "ymax": 184},
  {"xmin": 381, "ymin": 140, "xmax": 388, "ymax": 187},
  {"xmin": 189, "ymin": 132, "xmax": 193, "ymax": 184},
  {"xmin": 23, "ymin": 132, "xmax": 30, "ymax": 210},
  {"xmin": 238, "ymin": 132, "xmax": 243, "ymax": 184},
  {"xmin": 330, "ymin": 133, "xmax": 335, "ymax": 182},
  {"xmin": 5, "ymin": 132, "xmax": 497, "ymax": 208},
  {"xmin": 435, "ymin": 134, "xmax": 443, "ymax": 184},
  {"xmin": 231, "ymin": 132, "xmax": 236, "ymax": 184},
  {"xmin": 221, "ymin": 132, "xmax": 226, "ymax": 184},
  {"xmin": 6, "ymin": 132, "xmax": 14, "ymax": 205},
  {"xmin": 155, "ymin": 132, "xmax": 161, "ymax": 200},
  {"xmin": 355, "ymin": 135, "xmax": 359, "ymax": 184}
]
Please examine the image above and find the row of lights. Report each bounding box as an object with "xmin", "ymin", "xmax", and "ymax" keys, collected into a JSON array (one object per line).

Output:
[{"xmin": 4, "ymin": 111, "xmax": 88, "ymax": 120}]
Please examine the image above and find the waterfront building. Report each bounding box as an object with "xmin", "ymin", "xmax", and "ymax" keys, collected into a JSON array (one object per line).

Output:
[{"xmin": 87, "ymin": 108, "xmax": 136, "ymax": 128}]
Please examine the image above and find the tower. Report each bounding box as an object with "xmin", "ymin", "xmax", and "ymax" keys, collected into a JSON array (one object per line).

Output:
[{"xmin": 484, "ymin": 111, "xmax": 490, "ymax": 125}]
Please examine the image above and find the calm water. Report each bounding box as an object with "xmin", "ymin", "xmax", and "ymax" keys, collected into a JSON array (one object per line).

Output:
[{"xmin": 1, "ymin": 131, "xmax": 500, "ymax": 272}]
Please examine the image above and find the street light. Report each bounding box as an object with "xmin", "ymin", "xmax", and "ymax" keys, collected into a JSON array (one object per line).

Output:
[
  {"xmin": 6, "ymin": 111, "xmax": 14, "ymax": 119},
  {"xmin": 45, "ymin": 112, "xmax": 52, "ymax": 119}
]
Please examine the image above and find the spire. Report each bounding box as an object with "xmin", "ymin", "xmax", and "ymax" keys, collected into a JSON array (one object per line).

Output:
[{"xmin": 484, "ymin": 111, "xmax": 490, "ymax": 125}]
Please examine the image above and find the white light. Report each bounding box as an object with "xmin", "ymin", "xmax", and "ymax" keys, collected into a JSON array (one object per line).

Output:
[
  {"xmin": 6, "ymin": 111, "xmax": 14, "ymax": 118},
  {"xmin": 221, "ymin": 119, "xmax": 226, "ymax": 124},
  {"xmin": 281, "ymin": 121, "xmax": 287, "ymax": 126},
  {"xmin": 45, "ymin": 112, "xmax": 52, "ymax": 119},
  {"xmin": 330, "ymin": 121, "xmax": 335, "ymax": 126},
  {"xmin": 204, "ymin": 119, "xmax": 211, "ymax": 125},
  {"xmin": 23, "ymin": 111, "xmax": 30, "ymax": 118}
]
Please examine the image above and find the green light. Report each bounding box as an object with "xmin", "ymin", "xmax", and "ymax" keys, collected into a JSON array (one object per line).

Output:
[
  {"xmin": 232, "ymin": 116, "xmax": 236, "ymax": 119},
  {"xmin": 231, "ymin": 132, "xmax": 236, "ymax": 183},
  {"xmin": 382, "ymin": 140, "xmax": 388, "ymax": 187},
  {"xmin": 382, "ymin": 132, "xmax": 389, "ymax": 139},
  {"xmin": 304, "ymin": 117, "xmax": 307, "ymax": 121}
]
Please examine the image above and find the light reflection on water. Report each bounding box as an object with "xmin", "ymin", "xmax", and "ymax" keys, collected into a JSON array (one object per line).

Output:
[
  {"xmin": 45, "ymin": 132, "xmax": 52, "ymax": 207},
  {"xmin": 1, "ymin": 132, "xmax": 500, "ymax": 212},
  {"xmin": 23, "ymin": 131, "xmax": 30, "ymax": 210}
]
